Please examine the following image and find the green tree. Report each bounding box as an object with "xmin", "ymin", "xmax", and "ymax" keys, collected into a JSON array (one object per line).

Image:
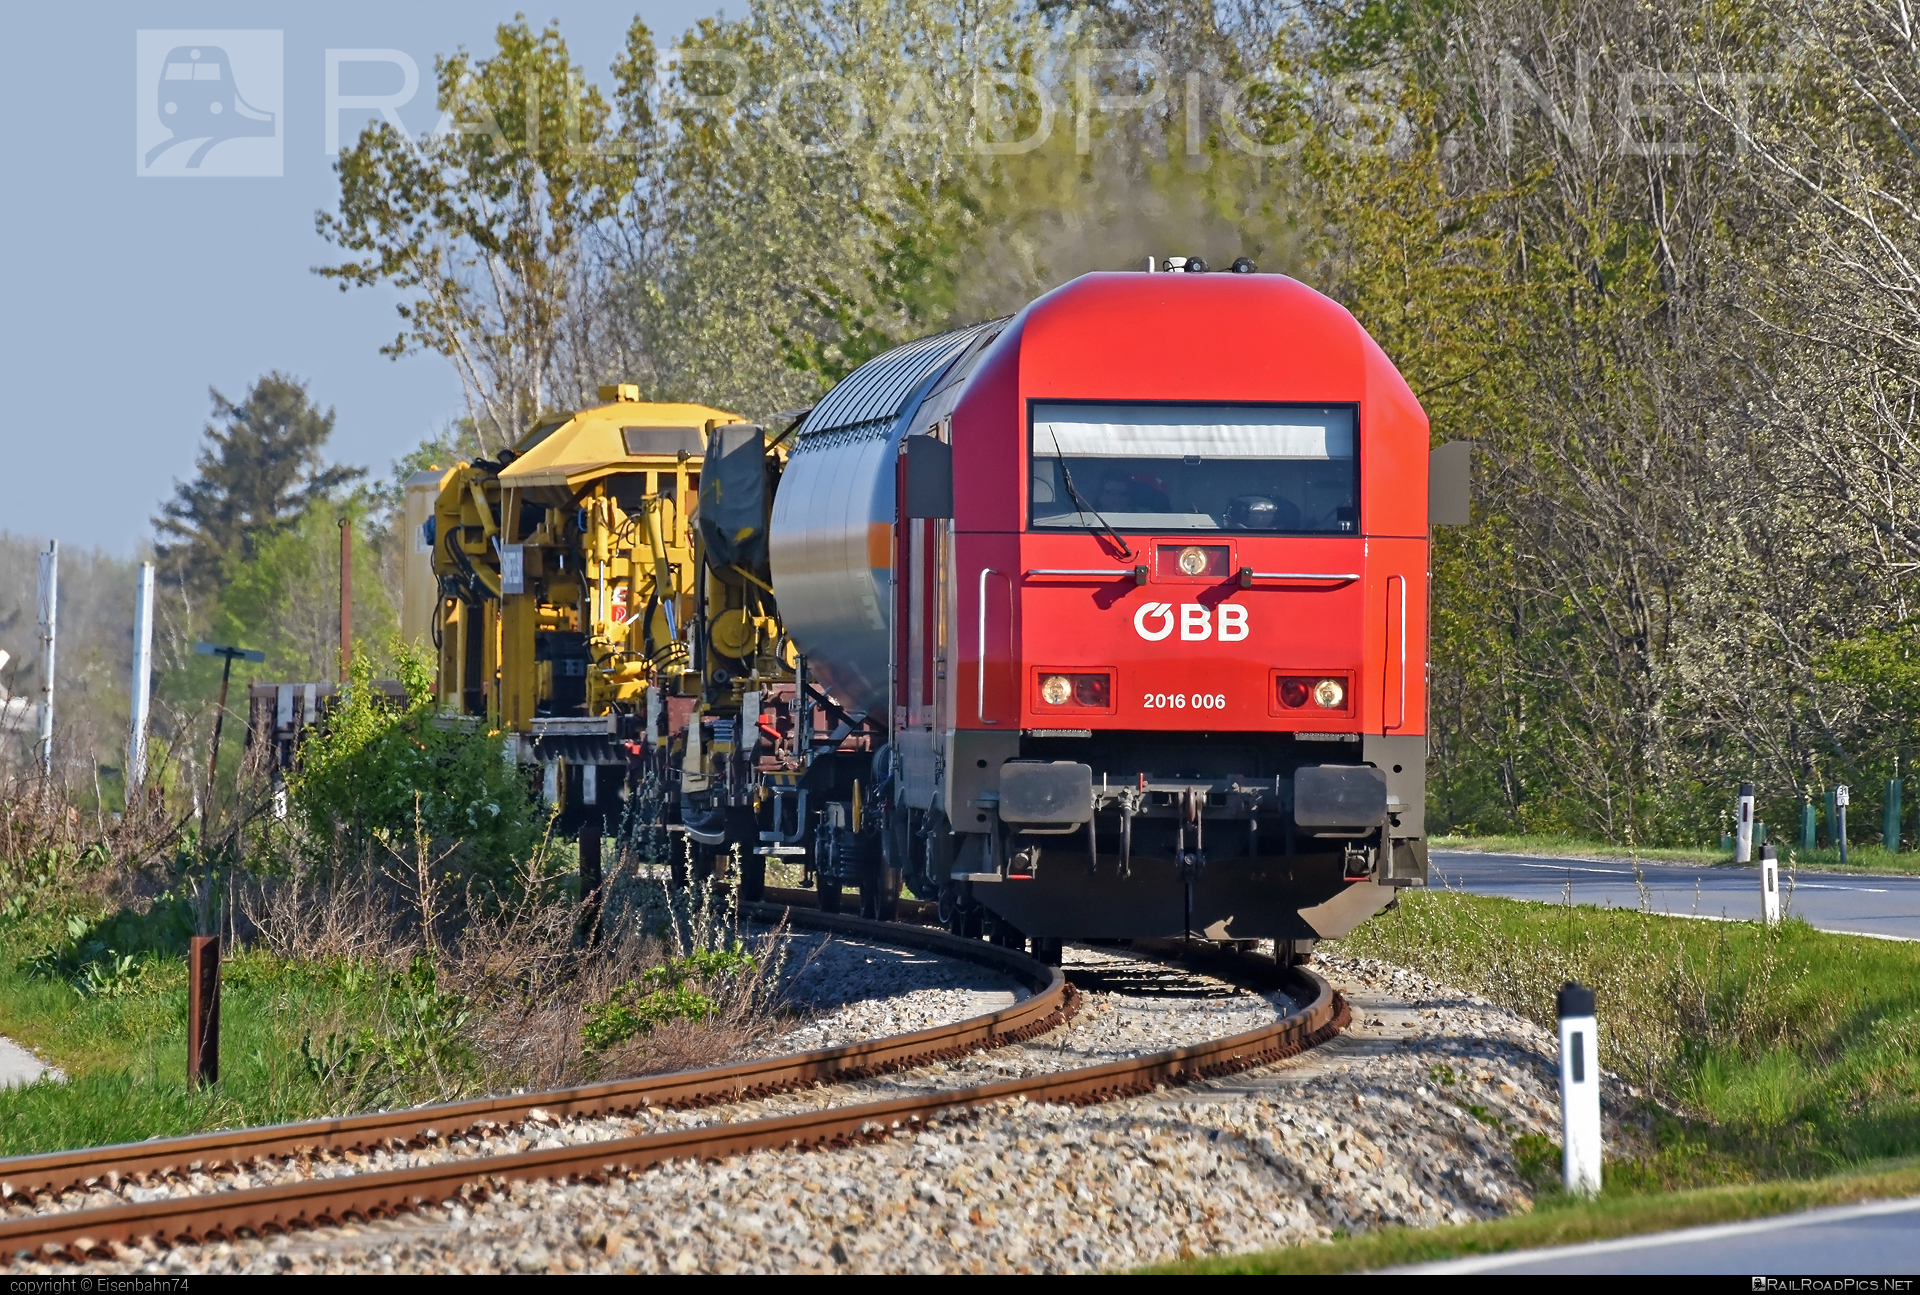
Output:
[
  {"xmin": 317, "ymin": 19, "xmax": 641, "ymax": 452},
  {"xmin": 153, "ymin": 374, "xmax": 363, "ymax": 598}
]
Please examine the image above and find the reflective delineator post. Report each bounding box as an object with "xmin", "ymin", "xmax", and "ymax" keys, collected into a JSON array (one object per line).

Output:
[
  {"xmin": 1557, "ymin": 981, "xmax": 1602, "ymax": 1196},
  {"xmin": 1735, "ymin": 781, "xmax": 1755, "ymax": 864},
  {"xmin": 1835, "ymin": 784, "xmax": 1851, "ymax": 866},
  {"xmin": 1760, "ymin": 842, "xmax": 1782, "ymax": 926}
]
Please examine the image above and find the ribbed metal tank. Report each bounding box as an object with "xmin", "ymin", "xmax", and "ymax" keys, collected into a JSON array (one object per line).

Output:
[{"xmin": 769, "ymin": 321, "xmax": 1005, "ymax": 717}]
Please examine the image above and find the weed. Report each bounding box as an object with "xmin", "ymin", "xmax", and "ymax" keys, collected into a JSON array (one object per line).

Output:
[
  {"xmin": 1509, "ymin": 1132, "xmax": 1561, "ymax": 1196},
  {"xmin": 583, "ymin": 948, "xmax": 760, "ymax": 1052}
]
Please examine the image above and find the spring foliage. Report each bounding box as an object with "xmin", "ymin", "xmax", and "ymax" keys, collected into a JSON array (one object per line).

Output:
[{"xmin": 288, "ymin": 648, "xmax": 537, "ymax": 884}]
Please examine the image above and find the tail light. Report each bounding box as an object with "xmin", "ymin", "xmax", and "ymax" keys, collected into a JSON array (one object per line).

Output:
[{"xmin": 1038, "ymin": 672, "xmax": 1113, "ymax": 709}]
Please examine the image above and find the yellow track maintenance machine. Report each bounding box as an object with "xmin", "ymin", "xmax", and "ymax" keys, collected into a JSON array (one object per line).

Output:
[{"xmin": 423, "ymin": 384, "xmax": 808, "ymax": 899}]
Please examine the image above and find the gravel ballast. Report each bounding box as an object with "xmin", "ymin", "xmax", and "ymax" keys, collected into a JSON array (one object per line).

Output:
[{"xmin": 12, "ymin": 949, "xmax": 1621, "ymax": 1274}]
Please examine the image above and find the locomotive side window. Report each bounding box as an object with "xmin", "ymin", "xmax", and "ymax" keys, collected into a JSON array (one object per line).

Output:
[{"xmin": 1028, "ymin": 402, "xmax": 1357, "ymax": 534}]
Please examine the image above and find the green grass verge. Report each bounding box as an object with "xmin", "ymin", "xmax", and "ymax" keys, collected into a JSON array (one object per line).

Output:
[
  {"xmin": 1158, "ymin": 897, "xmax": 1920, "ymax": 1273},
  {"xmin": 0, "ymin": 899, "xmax": 474, "ymax": 1157},
  {"xmin": 0, "ymin": 952, "xmax": 389, "ymax": 1155},
  {"xmin": 1343, "ymin": 893, "xmax": 1920, "ymax": 1182},
  {"xmin": 1153, "ymin": 1159, "xmax": 1920, "ymax": 1273},
  {"xmin": 1434, "ymin": 833, "xmax": 1920, "ymax": 877}
]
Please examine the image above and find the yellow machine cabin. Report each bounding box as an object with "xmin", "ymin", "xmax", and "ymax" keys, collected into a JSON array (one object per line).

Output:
[{"xmin": 429, "ymin": 386, "xmax": 742, "ymax": 736}]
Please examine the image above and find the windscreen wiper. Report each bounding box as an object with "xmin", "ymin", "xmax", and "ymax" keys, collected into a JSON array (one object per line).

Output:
[{"xmin": 1050, "ymin": 433, "xmax": 1134, "ymax": 560}]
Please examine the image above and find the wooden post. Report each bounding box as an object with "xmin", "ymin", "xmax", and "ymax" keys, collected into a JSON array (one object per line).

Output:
[
  {"xmin": 579, "ymin": 814, "xmax": 603, "ymax": 942},
  {"xmin": 187, "ymin": 935, "xmax": 221, "ymax": 1087}
]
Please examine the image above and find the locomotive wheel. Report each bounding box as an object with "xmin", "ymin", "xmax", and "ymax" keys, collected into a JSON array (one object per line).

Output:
[
  {"xmin": 739, "ymin": 852, "xmax": 767, "ymax": 903},
  {"xmin": 817, "ymin": 880, "xmax": 843, "ymax": 913}
]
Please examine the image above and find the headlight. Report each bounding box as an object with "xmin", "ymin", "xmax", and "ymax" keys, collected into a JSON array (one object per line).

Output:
[
  {"xmin": 1279, "ymin": 678, "xmax": 1310, "ymax": 708},
  {"xmin": 1178, "ymin": 545, "xmax": 1208, "ymax": 576},
  {"xmin": 1040, "ymin": 675, "xmax": 1072, "ymax": 705},
  {"xmin": 1313, "ymin": 678, "xmax": 1345, "ymax": 708},
  {"xmin": 1073, "ymin": 674, "xmax": 1109, "ymax": 707}
]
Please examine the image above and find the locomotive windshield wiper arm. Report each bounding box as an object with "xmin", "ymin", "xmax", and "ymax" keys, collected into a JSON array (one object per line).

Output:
[{"xmin": 1049, "ymin": 433, "xmax": 1133, "ymax": 560}]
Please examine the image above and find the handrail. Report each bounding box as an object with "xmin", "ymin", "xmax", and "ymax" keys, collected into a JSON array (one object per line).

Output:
[
  {"xmin": 977, "ymin": 567, "xmax": 1000, "ymax": 724},
  {"xmin": 1024, "ymin": 568, "xmax": 1128, "ymax": 576},
  {"xmin": 1241, "ymin": 571, "xmax": 1359, "ymax": 581}
]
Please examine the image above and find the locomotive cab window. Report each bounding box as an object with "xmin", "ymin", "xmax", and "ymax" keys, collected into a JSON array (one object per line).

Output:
[{"xmin": 1028, "ymin": 402, "xmax": 1357, "ymax": 534}]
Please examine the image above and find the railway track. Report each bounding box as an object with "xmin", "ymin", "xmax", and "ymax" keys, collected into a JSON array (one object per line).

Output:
[{"xmin": 1, "ymin": 906, "xmax": 1346, "ymax": 1268}]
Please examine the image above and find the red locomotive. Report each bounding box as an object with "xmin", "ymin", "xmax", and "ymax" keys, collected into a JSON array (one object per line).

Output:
[{"xmin": 764, "ymin": 262, "xmax": 1455, "ymax": 956}]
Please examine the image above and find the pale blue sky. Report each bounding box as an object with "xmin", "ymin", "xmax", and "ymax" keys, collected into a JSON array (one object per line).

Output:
[{"xmin": 1, "ymin": 1, "xmax": 723, "ymax": 555}]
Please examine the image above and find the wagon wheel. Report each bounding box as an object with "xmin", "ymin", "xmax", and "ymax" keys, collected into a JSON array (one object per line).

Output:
[{"xmin": 738, "ymin": 851, "xmax": 767, "ymax": 903}]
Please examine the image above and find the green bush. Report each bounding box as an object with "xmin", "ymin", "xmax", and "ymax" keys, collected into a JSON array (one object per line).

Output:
[{"xmin": 288, "ymin": 648, "xmax": 538, "ymax": 889}]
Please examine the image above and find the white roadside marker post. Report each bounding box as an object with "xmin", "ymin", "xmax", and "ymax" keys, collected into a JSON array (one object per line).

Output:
[
  {"xmin": 1557, "ymin": 981, "xmax": 1602, "ymax": 1196},
  {"xmin": 1735, "ymin": 780, "xmax": 1755, "ymax": 863},
  {"xmin": 1760, "ymin": 842, "xmax": 1782, "ymax": 926}
]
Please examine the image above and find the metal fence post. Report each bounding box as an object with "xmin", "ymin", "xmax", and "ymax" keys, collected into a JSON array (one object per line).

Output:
[
  {"xmin": 187, "ymin": 935, "xmax": 221, "ymax": 1087},
  {"xmin": 1760, "ymin": 843, "xmax": 1782, "ymax": 926},
  {"xmin": 35, "ymin": 540, "xmax": 57, "ymax": 785},
  {"xmin": 127, "ymin": 563, "xmax": 155, "ymax": 799},
  {"xmin": 1885, "ymin": 777, "xmax": 1902, "ymax": 853},
  {"xmin": 1735, "ymin": 782, "xmax": 1755, "ymax": 864},
  {"xmin": 1801, "ymin": 794, "xmax": 1816, "ymax": 853},
  {"xmin": 1557, "ymin": 981, "xmax": 1602, "ymax": 1196}
]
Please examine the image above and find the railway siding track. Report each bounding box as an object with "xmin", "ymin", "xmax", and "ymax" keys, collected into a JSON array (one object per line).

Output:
[{"xmin": 1, "ymin": 908, "xmax": 1346, "ymax": 1267}]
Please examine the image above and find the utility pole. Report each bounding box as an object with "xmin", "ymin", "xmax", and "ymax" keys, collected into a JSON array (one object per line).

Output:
[
  {"xmin": 35, "ymin": 540, "xmax": 57, "ymax": 785},
  {"xmin": 128, "ymin": 562, "xmax": 156, "ymax": 800},
  {"xmin": 339, "ymin": 517, "xmax": 353, "ymax": 682}
]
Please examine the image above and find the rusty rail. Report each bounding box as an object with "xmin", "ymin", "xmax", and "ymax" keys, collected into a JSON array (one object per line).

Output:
[{"xmin": 2, "ymin": 914, "xmax": 1346, "ymax": 1265}]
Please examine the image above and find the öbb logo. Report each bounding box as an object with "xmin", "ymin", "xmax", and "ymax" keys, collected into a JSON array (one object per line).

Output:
[{"xmin": 1132, "ymin": 602, "xmax": 1248, "ymax": 642}]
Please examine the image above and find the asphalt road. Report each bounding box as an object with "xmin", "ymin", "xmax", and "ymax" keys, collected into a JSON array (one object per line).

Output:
[
  {"xmin": 1432, "ymin": 850, "xmax": 1920, "ymax": 942},
  {"xmin": 1401, "ymin": 1195, "xmax": 1920, "ymax": 1274}
]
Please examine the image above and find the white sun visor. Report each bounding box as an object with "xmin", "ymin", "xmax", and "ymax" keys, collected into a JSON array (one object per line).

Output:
[{"xmin": 1032, "ymin": 403, "xmax": 1354, "ymax": 460}]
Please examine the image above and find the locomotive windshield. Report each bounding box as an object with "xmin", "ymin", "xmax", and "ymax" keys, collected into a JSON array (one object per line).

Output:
[{"xmin": 1028, "ymin": 402, "xmax": 1357, "ymax": 535}]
